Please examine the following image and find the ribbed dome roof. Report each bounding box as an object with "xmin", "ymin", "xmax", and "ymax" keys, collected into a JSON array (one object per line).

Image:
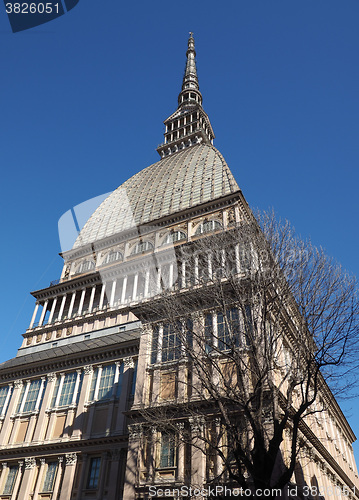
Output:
[{"xmin": 73, "ymin": 144, "xmax": 239, "ymax": 248}]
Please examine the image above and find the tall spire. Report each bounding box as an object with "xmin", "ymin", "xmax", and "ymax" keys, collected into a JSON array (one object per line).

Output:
[
  {"xmin": 183, "ymin": 33, "xmax": 199, "ymax": 89},
  {"xmin": 157, "ymin": 33, "xmax": 215, "ymax": 158}
]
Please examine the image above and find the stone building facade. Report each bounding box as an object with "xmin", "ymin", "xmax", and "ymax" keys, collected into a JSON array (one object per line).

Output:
[{"xmin": 0, "ymin": 34, "xmax": 358, "ymax": 500}]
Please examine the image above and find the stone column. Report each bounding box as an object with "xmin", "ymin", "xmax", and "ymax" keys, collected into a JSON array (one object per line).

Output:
[
  {"xmin": 156, "ymin": 267, "xmax": 162, "ymax": 293},
  {"xmin": 68, "ymin": 291, "xmax": 76, "ymax": 318},
  {"xmin": 189, "ymin": 417, "xmax": 206, "ymax": 487},
  {"xmin": 32, "ymin": 458, "xmax": 46, "ymax": 500},
  {"xmin": 59, "ymin": 453, "xmax": 77, "ymax": 500},
  {"xmin": 88, "ymin": 285, "xmax": 96, "ymax": 313},
  {"xmin": 51, "ymin": 457, "xmax": 64, "ymax": 500},
  {"xmin": 99, "ymin": 283, "xmax": 106, "ymax": 309},
  {"xmin": 144, "ymin": 270, "xmax": 150, "ymax": 298},
  {"xmin": 221, "ymin": 248, "xmax": 226, "ymax": 274},
  {"xmin": 93, "ymin": 365, "xmax": 102, "ymax": 401},
  {"xmin": 105, "ymin": 363, "xmax": 121, "ymax": 436},
  {"xmin": 48, "ymin": 297, "xmax": 58, "ymax": 324},
  {"xmin": 177, "ymin": 360, "xmax": 187, "ymax": 403},
  {"xmin": 132, "ymin": 274, "xmax": 138, "ymax": 301},
  {"xmin": 115, "ymin": 357, "xmax": 134, "ymax": 433},
  {"xmin": 191, "ymin": 315, "xmax": 204, "ymax": 400},
  {"xmin": 181, "ymin": 260, "xmax": 186, "ymax": 288},
  {"xmin": 77, "ymin": 288, "xmax": 86, "ymax": 316},
  {"xmin": 176, "ymin": 422, "xmax": 185, "ymax": 483},
  {"xmin": 110, "ymin": 279, "xmax": 117, "ymax": 307},
  {"xmin": 235, "ymin": 243, "xmax": 240, "ymax": 274},
  {"xmin": 107, "ymin": 449, "xmax": 123, "ymax": 500},
  {"xmin": 17, "ymin": 457, "xmax": 37, "ymax": 499},
  {"xmin": 194, "ymin": 255, "xmax": 199, "ymax": 284},
  {"xmin": 121, "ymin": 276, "xmax": 128, "ymax": 303},
  {"xmin": 134, "ymin": 325, "xmax": 150, "ymax": 407},
  {"xmin": 212, "ymin": 312, "xmax": 218, "ymax": 349},
  {"xmin": 123, "ymin": 425, "xmax": 141, "ymax": 500},
  {"xmin": 0, "ymin": 380, "xmax": 23, "ymax": 446},
  {"xmin": 38, "ymin": 300, "xmax": 49, "ymax": 327},
  {"xmin": 214, "ymin": 417, "xmax": 223, "ymax": 478},
  {"xmin": 29, "ymin": 302, "xmax": 39, "ymax": 329},
  {"xmin": 11, "ymin": 460, "xmax": 24, "ymax": 500},
  {"xmin": 75, "ymin": 454, "xmax": 89, "ymax": 500},
  {"xmin": 32, "ymin": 373, "xmax": 57, "ymax": 442},
  {"xmin": 73, "ymin": 365, "xmax": 93, "ymax": 438},
  {"xmin": 208, "ymin": 252, "xmax": 213, "ymax": 280},
  {"xmin": 58, "ymin": 294, "xmax": 67, "ymax": 321},
  {"xmin": 0, "ymin": 463, "xmax": 8, "ymax": 493}
]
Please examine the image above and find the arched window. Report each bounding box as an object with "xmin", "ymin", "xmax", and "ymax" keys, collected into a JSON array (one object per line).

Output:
[
  {"xmin": 195, "ymin": 220, "xmax": 222, "ymax": 235},
  {"xmin": 77, "ymin": 260, "xmax": 95, "ymax": 274},
  {"xmin": 131, "ymin": 241, "xmax": 153, "ymax": 255},
  {"xmin": 164, "ymin": 230, "xmax": 186, "ymax": 245},
  {"xmin": 103, "ymin": 251, "xmax": 123, "ymax": 265}
]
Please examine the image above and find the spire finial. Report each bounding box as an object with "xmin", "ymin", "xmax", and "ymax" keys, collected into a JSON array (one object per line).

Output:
[
  {"xmin": 182, "ymin": 32, "xmax": 198, "ymax": 92},
  {"xmin": 156, "ymin": 35, "xmax": 215, "ymax": 158}
]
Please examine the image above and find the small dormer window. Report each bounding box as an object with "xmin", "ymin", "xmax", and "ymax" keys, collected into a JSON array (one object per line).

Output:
[
  {"xmin": 195, "ymin": 220, "xmax": 222, "ymax": 235},
  {"xmin": 103, "ymin": 251, "xmax": 123, "ymax": 265},
  {"xmin": 131, "ymin": 241, "xmax": 153, "ymax": 255},
  {"xmin": 77, "ymin": 260, "xmax": 95, "ymax": 274}
]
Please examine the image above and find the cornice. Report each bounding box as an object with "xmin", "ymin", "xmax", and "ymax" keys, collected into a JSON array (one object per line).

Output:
[
  {"xmin": 0, "ymin": 434, "xmax": 129, "ymax": 460},
  {"xmin": 0, "ymin": 340, "xmax": 139, "ymax": 382}
]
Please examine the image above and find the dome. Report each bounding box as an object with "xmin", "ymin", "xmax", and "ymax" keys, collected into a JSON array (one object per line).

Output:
[{"xmin": 73, "ymin": 144, "xmax": 239, "ymax": 248}]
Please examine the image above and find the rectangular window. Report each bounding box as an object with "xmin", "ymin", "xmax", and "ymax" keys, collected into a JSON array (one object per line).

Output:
[
  {"xmin": 87, "ymin": 457, "xmax": 101, "ymax": 489},
  {"xmin": 15, "ymin": 385, "xmax": 25, "ymax": 413},
  {"xmin": 51, "ymin": 372, "xmax": 82, "ymax": 407},
  {"xmin": 58, "ymin": 372, "xmax": 77, "ymax": 406},
  {"xmin": 42, "ymin": 462, "xmax": 57, "ymax": 492},
  {"xmin": 160, "ymin": 432, "xmax": 175, "ymax": 468},
  {"xmin": 89, "ymin": 364, "xmax": 120, "ymax": 401},
  {"xmin": 50, "ymin": 377, "xmax": 60, "ymax": 407},
  {"xmin": 3, "ymin": 466, "xmax": 18, "ymax": 495},
  {"xmin": 23, "ymin": 379, "xmax": 43, "ymax": 412},
  {"xmin": 97, "ymin": 365, "xmax": 116, "ymax": 400},
  {"xmin": 217, "ymin": 308, "xmax": 240, "ymax": 350},
  {"xmin": 162, "ymin": 323, "xmax": 180, "ymax": 362},
  {"xmin": 0, "ymin": 386, "xmax": 10, "ymax": 414}
]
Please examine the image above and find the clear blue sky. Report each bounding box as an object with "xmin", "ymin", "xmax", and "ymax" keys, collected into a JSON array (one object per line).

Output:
[{"xmin": 1, "ymin": 0, "xmax": 358, "ymax": 457}]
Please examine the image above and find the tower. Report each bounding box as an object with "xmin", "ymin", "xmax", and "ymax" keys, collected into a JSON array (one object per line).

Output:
[{"xmin": 0, "ymin": 34, "xmax": 357, "ymax": 500}]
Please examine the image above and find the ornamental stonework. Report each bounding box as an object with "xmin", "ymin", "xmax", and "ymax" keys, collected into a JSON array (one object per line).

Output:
[
  {"xmin": 25, "ymin": 457, "xmax": 36, "ymax": 469},
  {"xmin": 65, "ymin": 453, "xmax": 77, "ymax": 466}
]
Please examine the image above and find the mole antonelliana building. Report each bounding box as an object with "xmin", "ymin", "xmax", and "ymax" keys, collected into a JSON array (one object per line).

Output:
[{"xmin": 0, "ymin": 35, "xmax": 358, "ymax": 500}]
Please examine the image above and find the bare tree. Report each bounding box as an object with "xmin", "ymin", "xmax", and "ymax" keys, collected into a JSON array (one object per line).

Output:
[{"xmin": 130, "ymin": 211, "xmax": 359, "ymax": 498}]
